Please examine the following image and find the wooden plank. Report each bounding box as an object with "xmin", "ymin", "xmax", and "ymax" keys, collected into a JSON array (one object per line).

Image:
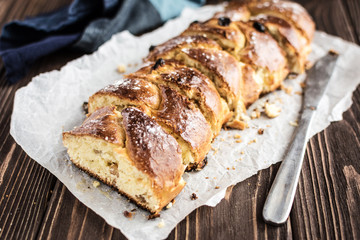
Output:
[
  {"xmin": 288, "ymin": 0, "xmax": 360, "ymax": 239},
  {"xmin": 169, "ymin": 164, "xmax": 293, "ymax": 240},
  {"xmin": 36, "ymin": 181, "xmax": 117, "ymax": 240},
  {"xmin": 0, "ymin": 0, "xmax": 81, "ymax": 239}
]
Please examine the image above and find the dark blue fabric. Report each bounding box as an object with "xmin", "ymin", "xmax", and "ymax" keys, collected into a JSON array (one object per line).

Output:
[
  {"xmin": 0, "ymin": 0, "xmax": 204, "ymax": 84},
  {"xmin": 73, "ymin": 0, "xmax": 162, "ymax": 53}
]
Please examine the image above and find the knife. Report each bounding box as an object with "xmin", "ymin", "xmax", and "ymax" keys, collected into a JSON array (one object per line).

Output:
[{"xmin": 262, "ymin": 52, "xmax": 339, "ymax": 225}]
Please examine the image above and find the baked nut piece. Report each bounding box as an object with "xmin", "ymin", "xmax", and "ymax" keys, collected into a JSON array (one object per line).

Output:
[
  {"xmin": 88, "ymin": 77, "xmax": 213, "ymax": 169},
  {"xmin": 63, "ymin": 106, "xmax": 186, "ymax": 214},
  {"xmin": 235, "ymin": 21, "xmax": 289, "ymax": 93},
  {"xmin": 127, "ymin": 59, "xmax": 230, "ymax": 136},
  {"xmin": 146, "ymin": 35, "xmax": 221, "ymax": 62},
  {"xmin": 249, "ymin": 14, "xmax": 309, "ymax": 73},
  {"xmin": 182, "ymin": 18, "xmax": 246, "ymax": 59}
]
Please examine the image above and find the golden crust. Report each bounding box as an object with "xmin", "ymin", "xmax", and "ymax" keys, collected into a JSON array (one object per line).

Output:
[
  {"xmin": 63, "ymin": 106, "xmax": 186, "ymax": 213},
  {"xmin": 235, "ymin": 21, "xmax": 289, "ymax": 92},
  {"xmin": 88, "ymin": 78, "xmax": 160, "ymax": 113},
  {"xmin": 155, "ymin": 86, "xmax": 213, "ymax": 163},
  {"xmin": 241, "ymin": 64, "xmax": 262, "ymax": 107},
  {"xmin": 66, "ymin": 106, "xmax": 125, "ymax": 146},
  {"xmin": 88, "ymin": 76, "xmax": 213, "ymax": 166},
  {"xmin": 250, "ymin": 14, "xmax": 309, "ymax": 73},
  {"xmin": 128, "ymin": 60, "xmax": 228, "ymax": 135},
  {"xmin": 146, "ymin": 35, "xmax": 221, "ymax": 62},
  {"xmin": 236, "ymin": 21, "xmax": 287, "ymax": 73},
  {"xmin": 122, "ymin": 107, "xmax": 185, "ymax": 190},
  {"xmin": 182, "ymin": 18, "xmax": 246, "ymax": 58},
  {"xmin": 247, "ymin": 0, "xmax": 315, "ymax": 42},
  {"xmin": 178, "ymin": 48, "xmax": 242, "ymax": 105},
  {"xmin": 214, "ymin": 3, "xmax": 251, "ymax": 21}
]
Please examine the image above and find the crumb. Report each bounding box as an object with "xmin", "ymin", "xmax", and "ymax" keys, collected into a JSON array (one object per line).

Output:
[
  {"xmin": 124, "ymin": 211, "xmax": 134, "ymax": 219},
  {"xmin": 288, "ymin": 73, "xmax": 298, "ymax": 79},
  {"xmin": 117, "ymin": 64, "xmax": 126, "ymax": 73},
  {"xmin": 250, "ymin": 109, "xmax": 261, "ymax": 119},
  {"xmin": 280, "ymin": 83, "xmax": 293, "ymax": 94},
  {"xmin": 295, "ymin": 91, "xmax": 303, "ymax": 95},
  {"xmin": 227, "ymin": 167, "xmax": 230, "ymax": 170},
  {"xmin": 166, "ymin": 202, "xmax": 173, "ymax": 209},
  {"xmin": 258, "ymin": 128, "xmax": 264, "ymax": 135},
  {"xmin": 148, "ymin": 213, "xmax": 160, "ymax": 220},
  {"xmin": 264, "ymin": 103, "xmax": 281, "ymax": 118},
  {"xmin": 248, "ymin": 183, "xmax": 251, "ymax": 186},
  {"xmin": 205, "ymin": 177, "xmax": 209, "ymax": 179},
  {"xmin": 131, "ymin": 208, "xmax": 137, "ymax": 212},
  {"xmin": 236, "ymin": 139, "xmax": 242, "ymax": 143},
  {"xmin": 299, "ymin": 81, "xmax": 306, "ymax": 88},
  {"xmin": 215, "ymin": 186, "xmax": 220, "ymax": 189},
  {"xmin": 213, "ymin": 177, "xmax": 217, "ymax": 179},
  {"xmin": 190, "ymin": 193, "xmax": 198, "ymax": 200},
  {"xmin": 232, "ymin": 166, "xmax": 235, "ymax": 170},
  {"xmin": 305, "ymin": 61, "xmax": 313, "ymax": 70},
  {"xmin": 33, "ymin": 201, "xmax": 36, "ymax": 205},
  {"xmin": 93, "ymin": 181, "xmax": 100, "ymax": 188},
  {"xmin": 157, "ymin": 219, "xmax": 165, "ymax": 228},
  {"xmin": 234, "ymin": 134, "xmax": 241, "ymax": 139},
  {"xmin": 240, "ymin": 151, "xmax": 244, "ymax": 154},
  {"xmin": 248, "ymin": 138, "xmax": 257, "ymax": 145},
  {"xmin": 227, "ymin": 119, "xmax": 248, "ymax": 130},
  {"xmin": 212, "ymin": 148, "xmax": 218, "ymax": 155},
  {"xmin": 309, "ymin": 106, "xmax": 316, "ymax": 110},
  {"xmin": 289, "ymin": 120, "xmax": 298, "ymax": 127},
  {"xmin": 266, "ymin": 124, "xmax": 271, "ymax": 128},
  {"xmin": 329, "ymin": 49, "xmax": 339, "ymax": 55},
  {"xmin": 127, "ymin": 63, "xmax": 132, "ymax": 67},
  {"xmin": 220, "ymin": 138, "xmax": 225, "ymax": 141}
]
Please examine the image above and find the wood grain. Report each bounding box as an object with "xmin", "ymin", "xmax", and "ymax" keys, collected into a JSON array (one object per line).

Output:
[{"xmin": 0, "ymin": 0, "xmax": 359, "ymax": 239}]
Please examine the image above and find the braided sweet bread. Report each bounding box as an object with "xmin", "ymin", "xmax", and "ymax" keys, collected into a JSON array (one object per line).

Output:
[{"xmin": 63, "ymin": 0, "xmax": 315, "ymax": 214}]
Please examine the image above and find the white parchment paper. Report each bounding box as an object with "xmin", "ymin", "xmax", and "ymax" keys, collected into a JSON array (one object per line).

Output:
[{"xmin": 10, "ymin": 5, "xmax": 360, "ymax": 240}]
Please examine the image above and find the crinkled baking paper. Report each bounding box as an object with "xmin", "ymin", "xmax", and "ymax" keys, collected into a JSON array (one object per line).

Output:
[{"xmin": 10, "ymin": 4, "xmax": 360, "ymax": 240}]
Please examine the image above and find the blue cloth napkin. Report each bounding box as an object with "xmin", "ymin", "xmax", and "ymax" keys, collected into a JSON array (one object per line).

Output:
[{"xmin": 0, "ymin": 0, "xmax": 204, "ymax": 84}]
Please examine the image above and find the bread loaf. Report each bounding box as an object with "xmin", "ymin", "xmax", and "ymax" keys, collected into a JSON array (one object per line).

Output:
[{"xmin": 63, "ymin": 0, "xmax": 315, "ymax": 214}]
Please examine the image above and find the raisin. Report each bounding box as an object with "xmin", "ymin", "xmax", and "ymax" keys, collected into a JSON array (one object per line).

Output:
[
  {"xmin": 149, "ymin": 45, "xmax": 156, "ymax": 52},
  {"xmin": 148, "ymin": 213, "xmax": 160, "ymax": 220},
  {"xmin": 218, "ymin": 17, "xmax": 231, "ymax": 26},
  {"xmin": 83, "ymin": 102, "xmax": 88, "ymax": 114},
  {"xmin": 190, "ymin": 193, "xmax": 198, "ymax": 200},
  {"xmin": 253, "ymin": 21, "xmax": 266, "ymax": 32},
  {"xmin": 123, "ymin": 211, "xmax": 133, "ymax": 218},
  {"xmin": 152, "ymin": 58, "xmax": 165, "ymax": 70}
]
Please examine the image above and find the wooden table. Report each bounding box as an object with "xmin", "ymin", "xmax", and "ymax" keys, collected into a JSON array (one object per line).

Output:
[{"xmin": 0, "ymin": 0, "xmax": 359, "ymax": 239}]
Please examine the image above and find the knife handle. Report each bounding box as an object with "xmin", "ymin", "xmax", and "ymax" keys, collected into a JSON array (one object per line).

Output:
[{"xmin": 262, "ymin": 108, "xmax": 315, "ymax": 225}]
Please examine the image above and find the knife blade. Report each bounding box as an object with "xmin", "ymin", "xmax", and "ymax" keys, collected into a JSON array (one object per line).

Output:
[{"xmin": 262, "ymin": 52, "xmax": 339, "ymax": 226}]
